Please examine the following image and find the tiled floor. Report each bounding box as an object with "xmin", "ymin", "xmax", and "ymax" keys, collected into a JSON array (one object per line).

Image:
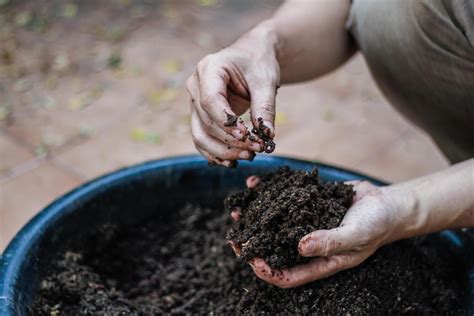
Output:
[{"xmin": 0, "ymin": 0, "xmax": 449, "ymax": 251}]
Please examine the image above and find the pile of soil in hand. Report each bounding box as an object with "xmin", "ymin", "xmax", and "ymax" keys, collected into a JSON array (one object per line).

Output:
[
  {"xmin": 226, "ymin": 167, "xmax": 355, "ymax": 269},
  {"xmin": 31, "ymin": 170, "xmax": 467, "ymax": 315}
]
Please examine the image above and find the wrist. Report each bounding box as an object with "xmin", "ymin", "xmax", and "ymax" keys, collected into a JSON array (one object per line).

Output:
[
  {"xmin": 235, "ymin": 20, "xmax": 281, "ymax": 61},
  {"xmin": 381, "ymin": 184, "xmax": 424, "ymax": 244}
]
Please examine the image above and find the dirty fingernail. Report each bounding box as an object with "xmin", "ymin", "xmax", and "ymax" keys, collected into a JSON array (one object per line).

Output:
[
  {"xmin": 263, "ymin": 120, "xmax": 275, "ymax": 136},
  {"xmin": 299, "ymin": 238, "xmax": 316, "ymax": 256},
  {"xmin": 246, "ymin": 175, "xmax": 260, "ymax": 188},
  {"xmin": 230, "ymin": 209, "xmax": 241, "ymax": 221},
  {"xmin": 223, "ymin": 160, "xmax": 238, "ymax": 168},
  {"xmin": 231, "ymin": 129, "xmax": 243, "ymax": 140},
  {"xmin": 239, "ymin": 151, "xmax": 251, "ymax": 160},
  {"xmin": 250, "ymin": 142, "xmax": 262, "ymax": 152}
]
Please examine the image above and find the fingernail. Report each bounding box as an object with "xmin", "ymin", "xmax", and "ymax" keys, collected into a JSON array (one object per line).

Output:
[
  {"xmin": 246, "ymin": 175, "xmax": 260, "ymax": 188},
  {"xmin": 230, "ymin": 209, "xmax": 241, "ymax": 221},
  {"xmin": 223, "ymin": 160, "xmax": 238, "ymax": 168},
  {"xmin": 299, "ymin": 238, "xmax": 316, "ymax": 256},
  {"xmin": 239, "ymin": 151, "xmax": 251, "ymax": 160},
  {"xmin": 250, "ymin": 142, "xmax": 262, "ymax": 152},
  {"xmin": 232, "ymin": 129, "xmax": 243, "ymax": 140},
  {"xmin": 263, "ymin": 120, "xmax": 275, "ymax": 136}
]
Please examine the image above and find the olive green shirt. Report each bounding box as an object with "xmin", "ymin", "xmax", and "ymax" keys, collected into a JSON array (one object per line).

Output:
[{"xmin": 348, "ymin": 0, "xmax": 474, "ymax": 163}]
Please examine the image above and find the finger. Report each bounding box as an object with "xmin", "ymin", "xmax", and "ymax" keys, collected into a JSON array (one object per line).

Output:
[
  {"xmin": 246, "ymin": 175, "xmax": 260, "ymax": 188},
  {"xmin": 250, "ymin": 254, "xmax": 359, "ymax": 288},
  {"xmin": 230, "ymin": 207, "xmax": 241, "ymax": 222},
  {"xmin": 344, "ymin": 180, "xmax": 378, "ymax": 202},
  {"xmin": 192, "ymin": 111, "xmax": 255, "ymax": 161},
  {"xmin": 298, "ymin": 225, "xmax": 360, "ymax": 257},
  {"xmin": 195, "ymin": 106, "xmax": 262, "ymax": 152},
  {"xmin": 196, "ymin": 63, "xmax": 248, "ymax": 136},
  {"xmin": 189, "ymin": 74, "xmax": 250, "ymax": 143},
  {"xmin": 195, "ymin": 147, "xmax": 234, "ymax": 168},
  {"xmin": 249, "ymin": 84, "xmax": 277, "ymax": 139},
  {"xmin": 190, "ymin": 76, "xmax": 258, "ymax": 150},
  {"xmin": 227, "ymin": 240, "xmax": 242, "ymax": 257}
]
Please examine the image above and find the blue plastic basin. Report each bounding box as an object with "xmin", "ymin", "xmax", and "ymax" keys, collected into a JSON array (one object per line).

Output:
[{"xmin": 0, "ymin": 155, "xmax": 473, "ymax": 315}]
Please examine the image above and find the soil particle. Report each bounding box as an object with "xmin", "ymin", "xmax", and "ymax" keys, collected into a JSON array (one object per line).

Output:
[
  {"xmin": 224, "ymin": 110, "xmax": 238, "ymax": 127},
  {"xmin": 252, "ymin": 117, "xmax": 275, "ymax": 153},
  {"xmin": 226, "ymin": 167, "xmax": 354, "ymax": 269}
]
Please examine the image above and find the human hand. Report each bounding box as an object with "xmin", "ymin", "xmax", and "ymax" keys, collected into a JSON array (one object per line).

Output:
[
  {"xmin": 186, "ymin": 23, "xmax": 280, "ymax": 167},
  {"xmin": 229, "ymin": 178, "xmax": 403, "ymax": 288}
]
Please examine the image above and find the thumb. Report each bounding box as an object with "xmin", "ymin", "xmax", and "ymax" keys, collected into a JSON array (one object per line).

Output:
[
  {"xmin": 298, "ymin": 225, "xmax": 360, "ymax": 257},
  {"xmin": 249, "ymin": 84, "xmax": 277, "ymax": 139}
]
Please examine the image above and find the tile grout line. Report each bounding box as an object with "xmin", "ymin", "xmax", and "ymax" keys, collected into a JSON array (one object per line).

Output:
[{"xmin": 0, "ymin": 157, "xmax": 47, "ymax": 185}]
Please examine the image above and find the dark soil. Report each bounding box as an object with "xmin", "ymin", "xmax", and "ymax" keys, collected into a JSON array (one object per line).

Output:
[
  {"xmin": 226, "ymin": 167, "xmax": 354, "ymax": 269},
  {"xmin": 31, "ymin": 168, "xmax": 467, "ymax": 315},
  {"xmin": 31, "ymin": 205, "xmax": 466, "ymax": 315}
]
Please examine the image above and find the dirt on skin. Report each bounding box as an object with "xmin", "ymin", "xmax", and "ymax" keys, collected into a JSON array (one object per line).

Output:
[
  {"xmin": 226, "ymin": 167, "xmax": 355, "ymax": 269},
  {"xmin": 31, "ymin": 169, "xmax": 467, "ymax": 315},
  {"xmin": 223, "ymin": 112, "xmax": 276, "ymax": 154}
]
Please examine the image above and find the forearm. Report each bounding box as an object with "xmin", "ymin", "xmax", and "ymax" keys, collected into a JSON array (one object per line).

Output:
[
  {"xmin": 386, "ymin": 159, "xmax": 474, "ymax": 242},
  {"xmin": 234, "ymin": 0, "xmax": 356, "ymax": 84}
]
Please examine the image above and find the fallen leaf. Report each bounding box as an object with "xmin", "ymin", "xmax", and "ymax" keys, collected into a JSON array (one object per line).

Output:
[
  {"xmin": 33, "ymin": 95, "xmax": 56, "ymax": 109},
  {"xmin": 107, "ymin": 52, "xmax": 122, "ymax": 70},
  {"xmin": 0, "ymin": 104, "xmax": 10, "ymax": 120},
  {"xmin": 35, "ymin": 144, "xmax": 48, "ymax": 157},
  {"xmin": 68, "ymin": 95, "xmax": 87, "ymax": 110},
  {"xmin": 61, "ymin": 3, "xmax": 78, "ymax": 18},
  {"xmin": 42, "ymin": 134, "xmax": 64, "ymax": 147},
  {"xmin": 46, "ymin": 75, "xmax": 58, "ymax": 90},
  {"xmin": 198, "ymin": 0, "xmax": 218, "ymax": 7},
  {"xmin": 14, "ymin": 78, "xmax": 33, "ymax": 93},
  {"xmin": 130, "ymin": 128, "xmax": 161, "ymax": 144},
  {"xmin": 1, "ymin": 48, "xmax": 13, "ymax": 65},
  {"xmin": 78, "ymin": 125, "xmax": 94, "ymax": 137},
  {"xmin": 88, "ymin": 86, "xmax": 104, "ymax": 100},
  {"xmin": 130, "ymin": 6, "xmax": 146, "ymax": 19},
  {"xmin": 148, "ymin": 88, "xmax": 178, "ymax": 105},
  {"xmin": 275, "ymin": 112, "xmax": 288, "ymax": 124},
  {"xmin": 53, "ymin": 52, "xmax": 71, "ymax": 73},
  {"xmin": 196, "ymin": 32, "xmax": 214, "ymax": 48},
  {"xmin": 162, "ymin": 5, "xmax": 178, "ymax": 19},
  {"xmin": 323, "ymin": 108, "xmax": 334, "ymax": 122},
  {"xmin": 15, "ymin": 10, "xmax": 32, "ymax": 27},
  {"xmin": 163, "ymin": 59, "xmax": 182, "ymax": 75}
]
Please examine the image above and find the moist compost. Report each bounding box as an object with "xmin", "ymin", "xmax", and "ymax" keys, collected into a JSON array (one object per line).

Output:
[
  {"xmin": 31, "ymin": 171, "xmax": 467, "ymax": 315},
  {"xmin": 32, "ymin": 207, "xmax": 466, "ymax": 315},
  {"xmin": 226, "ymin": 167, "xmax": 354, "ymax": 269}
]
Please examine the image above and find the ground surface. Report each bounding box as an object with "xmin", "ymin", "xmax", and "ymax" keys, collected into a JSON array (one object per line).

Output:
[
  {"xmin": 32, "ymin": 203, "xmax": 466, "ymax": 315},
  {"xmin": 0, "ymin": 0, "xmax": 449, "ymax": 250}
]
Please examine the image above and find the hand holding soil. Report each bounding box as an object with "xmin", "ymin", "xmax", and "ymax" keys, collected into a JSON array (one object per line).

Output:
[
  {"xmin": 186, "ymin": 23, "xmax": 280, "ymax": 167},
  {"xmin": 227, "ymin": 168, "xmax": 401, "ymax": 288}
]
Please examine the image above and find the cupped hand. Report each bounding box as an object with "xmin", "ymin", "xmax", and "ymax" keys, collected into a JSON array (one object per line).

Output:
[
  {"xmin": 229, "ymin": 178, "xmax": 402, "ymax": 288},
  {"xmin": 186, "ymin": 25, "xmax": 280, "ymax": 167}
]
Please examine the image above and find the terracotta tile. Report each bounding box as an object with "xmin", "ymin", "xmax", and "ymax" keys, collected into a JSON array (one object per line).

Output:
[
  {"xmin": 356, "ymin": 129, "xmax": 449, "ymax": 183},
  {"xmin": 271, "ymin": 60, "xmax": 414, "ymax": 174},
  {"xmin": 0, "ymin": 132, "xmax": 34, "ymax": 174},
  {"xmin": 55, "ymin": 91, "xmax": 195, "ymax": 180},
  {"xmin": 0, "ymin": 162, "xmax": 83, "ymax": 251}
]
